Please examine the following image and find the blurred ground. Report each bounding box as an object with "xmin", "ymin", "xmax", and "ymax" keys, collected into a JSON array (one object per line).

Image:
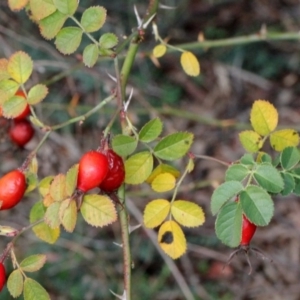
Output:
[{"xmin": 1, "ymin": 0, "xmax": 300, "ymax": 299}]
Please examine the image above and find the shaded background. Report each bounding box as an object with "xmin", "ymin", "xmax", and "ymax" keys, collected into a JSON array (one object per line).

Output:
[{"xmin": 1, "ymin": 0, "xmax": 300, "ymax": 299}]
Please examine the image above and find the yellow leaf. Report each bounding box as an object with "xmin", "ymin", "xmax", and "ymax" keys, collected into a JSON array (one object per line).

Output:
[
  {"xmin": 7, "ymin": 51, "xmax": 33, "ymax": 84},
  {"xmin": 171, "ymin": 200, "xmax": 205, "ymax": 227},
  {"xmin": 250, "ymin": 100, "xmax": 278, "ymax": 136},
  {"xmin": 80, "ymin": 194, "xmax": 117, "ymax": 227},
  {"xmin": 153, "ymin": 44, "xmax": 167, "ymax": 58},
  {"xmin": 239, "ymin": 130, "xmax": 262, "ymax": 152},
  {"xmin": 151, "ymin": 173, "xmax": 176, "ymax": 192},
  {"xmin": 59, "ymin": 199, "xmax": 77, "ymax": 232},
  {"xmin": 43, "ymin": 194, "xmax": 54, "ymax": 207},
  {"xmin": 8, "ymin": 0, "xmax": 29, "ymax": 11},
  {"xmin": 158, "ymin": 220, "xmax": 186, "ymax": 259},
  {"xmin": 144, "ymin": 199, "xmax": 170, "ymax": 228},
  {"xmin": 180, "ymin": 51, "xmax": 200, "ymax": 77},
  {"xmin": 270, "ymin": 129, "xmax": 299, "ymax": 152},
  {"xmin": 146, "ymin": 164, "xmax": 180, "ymax": 184}
]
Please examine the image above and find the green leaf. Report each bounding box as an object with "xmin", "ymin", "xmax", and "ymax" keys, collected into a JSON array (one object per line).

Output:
[
  {"xmin": 30, "ymin": 0, "xmax": 56, "ymax": 20},
  {"xmin": 65, "ymin": 164, "xmax": 78, "ymax": 197},
  {"xmin": 211, "ymin": 181, "xmax": 244, "ymax": 215},
  {"xmin": 139, "ymin": 118, "xmax": 163, "ymax": 143},
  {"xmin": 27, "ymin": 84, "xmax": 48, "ymax": 105},
  {"xmin": 240, "ymin": 185, "xmax": 274, "ymax": 226},
  {"xmin": 280, "ymin": 146, "xmax": 300, "ymax": 170},
  {"xmin": 24, "ymin": 278, "xmax": 50, "ymax": 300},
  {"xmin": 0, "ymin": 79, "xmax": 19, "ymax": 99},
  {"xmin": 125, "ymin": 151, "xmax": 153, "ymax": 184},
  {"xmin": 30, "ymin": 201, "xmax": 60, "ymax": 244},
  {"xmin": 240, "ymin": 153, "xmax": 255, "ymax": 165},
  {"xmin": 80, "ymin": 194, "xmax": 117, "ymax": 227},
  {"xmin": 59, "ymin": 199, "xmax": 77, "ymax": 232},
  {"xmin": 7, "ymin": 51, "xmax": 33, "ymax": 84},
  {"xmin": 25, "ymin": 172, "xmax": 38, "ymax": 195},
  {"xmin": 253, "ymin": 163, "xmax": 284, "ymax": 193},
  {"xmin": 39, "ymin": 10, "xmax": 67, "ymax": 40},
  {"xmin": 7, "ymin": 270, "xmax": 23, "ymax": 298},
  {"xmin": 44, "ymin": 202, "xmax": 61, "ymax": 228},
  {"xmin": 53, "ymin": 0, "xmax": 77, "ymax": 15},
  {"xmin": 81, "ymin": 6, "xmax": 106, "ymax": 33},
  {"xmin": 281, "ymin": 172, "xmax": 295, "ymax": 196},
  {"xmin": 215, "ymin": 202, "xmax": 242, "ymax": 248},
  {"xmin": 83, "ymin": 44, "xmax": 99, "ymax": 68},
  {"xmin": 3, "ymin": 95, "xmax": 27, "ymax": 118},
  {"xmin": 20, "ymin": 254, "xmax": 46, "ymax": 272},
  {"xmin": 112, "ymin": 135, "xmax": 138, "ymax": 157},
  {"xmin": 154, "ymin": 132, "xmax": 193, "ymax": 161},
  {"xmin": 225, "ymin": 164, "xmax": 249, "ymax": 182},
  {"xmin": 55, "ymin": 27, "xmax": 83, "ymax": 54},
  {"xmin": 99, "ymin": 33, "xmax": 118, "ymax": 49}
]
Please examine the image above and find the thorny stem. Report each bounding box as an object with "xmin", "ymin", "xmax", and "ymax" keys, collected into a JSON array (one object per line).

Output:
[{"xmin": 117, "ymin": 2, "xmax": 159, "ymax": 299}]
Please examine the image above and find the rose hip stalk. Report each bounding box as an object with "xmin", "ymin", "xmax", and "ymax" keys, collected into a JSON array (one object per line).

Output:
[
  {"xmin": 99, "ymin": 149, "xmax": 125, "ymax": 192},
  {"xmin": 77, "ymin": 150, "xmax": 109, "ymax": 193},
  {"xmin": 0, "ymin": 170, "xmax": 26, "ymax": 210}
]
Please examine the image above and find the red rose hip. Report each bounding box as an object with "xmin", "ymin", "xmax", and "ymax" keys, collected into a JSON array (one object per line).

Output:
[
  {"xmin": 77, "ymin": 150, "xmax": 109, "ymax": 192},
  {"xmin": 240, "ymin": 214, "xmax": 257, "ymax": 246},
  {"xmin": 9, "ymin": 120, "xmax": 34, "ymax": 147},
  {"xmin": 0, "ymin": 263, "xmax": 6, "ymax": 292},
  {"xmin": 0, "ymin": 170, "xmax": 26, "ymax": 210},
  {"xmin": 99, "ymin": 149, "xmax": 125, "ymax": 192}
]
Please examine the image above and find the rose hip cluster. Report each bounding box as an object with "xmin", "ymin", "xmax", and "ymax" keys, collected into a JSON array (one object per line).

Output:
[
  {"xmin": 77, "ymin": 148, "xmax": 125, "ymax": 194},
  {"xmin": 0, "ymin": 91, "xmax": 34, "ymax": 147}
]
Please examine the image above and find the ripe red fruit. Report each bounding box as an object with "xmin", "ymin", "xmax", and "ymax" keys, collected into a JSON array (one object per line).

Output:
[
  {"xmin": 9, "ymin": 120, "xmax": 34, "ymax": 147},
  {"xmin": 77, "ymin": 150, "xmax": 109, "ymax": 192},
  {"xmin": 0, "ymin": 170, "xmax": 26, "ymax": 210},
  {"xmin": 99, "ymin": 149, "xmax": 125, "ymax": 192},
  {"xmin": 240, "ymin": 214, "xmax": 257, "ymax": 246},
  {"xmin": 0, "ymin": 263, "xmax": 6, "ymax": 292}
]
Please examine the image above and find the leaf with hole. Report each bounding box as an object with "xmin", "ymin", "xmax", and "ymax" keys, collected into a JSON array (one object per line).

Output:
[{"xmin": 158, "ymin": 220, "xmax": 186, "ymax": 259}]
